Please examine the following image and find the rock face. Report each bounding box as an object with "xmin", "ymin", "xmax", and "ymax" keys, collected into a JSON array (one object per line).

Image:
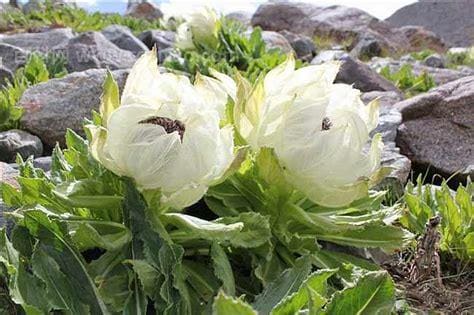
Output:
[
  {"xmin": 0, "ymin": 28, "xmax": 75, "ymax": 53},
  {"xmin": 386, "ymin": 0, "xmax": 474, "ymax": 47},
  {"xmin": 0, "ymin": 67, "xmax": 13, "ymax": 86},
  {"xmin": 319, "ymin": 54, "xmax": 399, "ymax": 93},
  {"xmin": 226, "ymin": 11, "xmax": 252, "ymax": 27},
  {"xmin": 251, "ymin": 2, "xmax": 410, "ymax": 54},
  {"xmin": 0, "ymin": 162, "xmax": 18, "ymax": 188},
  {"xmin": 395, "ymin": 76, "xmax": 474, "ymax": 183},
  {"xmin": 279, "ymin": 30, "xmax": 316, "ymax": 61},
  {"xmin": 125, "ymin": 2, "xmax": 163, "ymax": 21},
  {"xmin": 0, "ymin": 43, "xmax": 28, "ymax": 72},
  {"xmin": 102, "ymin": 25, "xmax": 148, "ymax": 57},
  {"xmin": 55, "ymin": 32, "xmax": 136, "ymax": 73},
  {"xmin": 398, "ymin": 26, "xmax": 446, "ymax": 53},
  {"xmin": 0, "ymin": 129, "xmax": 43, "ymax": 163},
  {"xmin": 362, "ymin": 91, "xmax": 411, "ymax": 195},
  {"xmin": 138, "ymin": 30, "xmax": 176, "ymax": 50},
  {"xmin": 19, "ymin": 69, "xmax": 129, "ymax": 148}
]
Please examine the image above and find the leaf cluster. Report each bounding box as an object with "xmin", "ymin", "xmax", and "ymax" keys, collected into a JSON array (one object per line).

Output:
[{"xmin": 380, "ymin": 64, "xmax": 436, "ymax": 96}]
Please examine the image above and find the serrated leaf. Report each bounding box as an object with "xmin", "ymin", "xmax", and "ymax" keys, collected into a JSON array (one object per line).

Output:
[
  {"xmin": 323, "ymin": 270, "xmax": 395, "ymax": 315},
  {"xmin": 216, "ymin": 212, "xmax": 271, "ymax": 248},
  {"xmin": 213, "ymin": 292, "xmax": 257, "ymax": 315},
  {"xmin": 211, "ymin": 242, "xmax": 235, "ymax": 296},
  {"xmin": 253, "ymin": 257, "xmax": 312, "ymax": 315},
  {"xmin": 271, "ymin": 269, "xmax": 337, "ymax": 315}
]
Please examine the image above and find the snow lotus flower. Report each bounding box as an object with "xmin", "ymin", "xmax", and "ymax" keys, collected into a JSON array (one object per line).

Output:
[
  {"xmin": 235, "ymin": 56, "xmax": 383, "ymax": 207},
  {"xmin": 87, "ymin": 50, "xmax": 235, "ymax": 209},
  {"xmin": 176, "ymin": 7, "xmax": 220, "ymax": 49}
]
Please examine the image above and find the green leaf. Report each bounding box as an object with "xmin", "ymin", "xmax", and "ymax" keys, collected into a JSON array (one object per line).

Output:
[
  {"xmin": 163, "ymin": 213, "xmax": 244, "ymax": 243},
  {"xmin": 272, "ymin": 269, "xmax": 337, "ymax": 315},
  {"xmin": 213, "ymin": 292, "xmax": 257, "ymax": 315},
  {"xmin": 211, "ymin": 242, "xmax": 235, "ymax": 296},
  {"xmin": 67, "ymin": 219, "xmax": 131, "ymax": 251},
  {"xmin": 323, "ymin": 271, "xmax": 395, "ymax": 315},
  {"xmin": 100, "ymin": 71, "xmax": 120, "ymax": 127},
  {"xmin": 53, "ymin": 179, "xmax": 123, "ymax": 209},
  {"xmin": 216, "ymin": 212, "xmax": 272, "ymax": 248},
  {"xmin": 31, "ymin": 247, "xmax": 89, "ymax": 313},
  {"xmin": 253, "ymin": 257, "xmax": 312, "ymax": 315}
]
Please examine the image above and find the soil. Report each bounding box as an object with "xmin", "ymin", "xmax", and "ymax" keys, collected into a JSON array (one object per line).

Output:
[{"xmin": 384, "ymin": 218, "xmax": 474, "ymax": 314}]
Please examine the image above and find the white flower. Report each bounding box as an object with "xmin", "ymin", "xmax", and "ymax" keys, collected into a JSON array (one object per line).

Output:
[
  {"xmin": 235, "ymin": 56, "xmax": 383, "ymax": 207},
  {"xmin": 175, "ymin": 7, "xmax": 220, "ymax": 49},
  {"xmin": 87, "ymin": 50, "xmax": 235, "ymax": 209}
]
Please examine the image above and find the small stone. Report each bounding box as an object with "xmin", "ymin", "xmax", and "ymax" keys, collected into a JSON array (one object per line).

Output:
[
  {"xmin": 0, "ymin": 129, "xmax": 43, "ymax": 163},
  {"xmin": 125, "ymin": 2, "xmax": 163, "ymax": 21},
  {"xmin": 102, "ymin": 25, "xmax": 148, "ymax": 57},
  {"xmin": 260, "ymin": 31, "xmax": 293, "ymax": 54},
  {"xmin": 280, "ymin": 30, "xmax": 316, "ymax": 62},
  {"xmin": 33, "ymin": 156, "xmax": 52, "ymax": 172},
  {"xmin": 423, "ymin": 54, "xmax": 445, "ymax": 69},
  {"xmin": 350, "ymin": 34, "xmax": 385, "ymax": 60}
]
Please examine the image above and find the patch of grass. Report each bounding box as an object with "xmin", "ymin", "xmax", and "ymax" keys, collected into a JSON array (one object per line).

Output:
[
  {"xmin": 410, "ymin": 49, "xmax": 436, "ymax": 61},
  {"xmin": 313, "ymin": 33, "xmax": 355, "ymax": 51},
  {"xmin": 0, "ymin": 2, "xmax": 162, "ymax": 34},
  {"xmin": 0, "ymin": 53, "xmax": 67, "ymax": 131},
  {"xmin": 380, "ymin": 64, "xmax": 435, "ymax": 96}
]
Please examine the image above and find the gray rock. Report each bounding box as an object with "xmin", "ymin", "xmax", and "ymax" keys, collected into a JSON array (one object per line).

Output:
[
  {"xmin": 386, "ymin": 0, "xmax": 474, "ymax": 47},
  {"xmin": 55, "ymin": 32, "xmax": 136, "ymax": 73},
  {"xmin": 102, "ymin": 25, "xmax": 148, "ymax": 57},
  {"xmin": 158, "ymin": 47, "xmax": 183, "ymax": 65},
  {"xmin": 336, "ymin": 54, "xmax": 400, "ymax": 93},
  {"xmin": 0, "ymin": 162, "xmax": 18, "ymax": 187},
  {"xmin": 138, "ymin": 30, "xmax": 176, "ymax": 50},
  {"xmin": 362, "ymin": 91, "xmax": 404, "ymax": 143},
  {"xmin": 0, "ymin": 28, "xmax": 75, "ymax": 53},
  {"xmin": 19, "ymin": 69, "xmax": 129, "ymax": 148},
  {"xmin": 423, "ymin": 54, "xmax": 445, "ymax": 69},
  {"xmin": 0, "ymin": 129, "xmax": 43, "ymax": 163},
  {"xmin": 125, "ymin": 2, "xmax": 163, "ymax": 21},
  {"xmin": 377, "ymin": 143, "xmax": 412, "ymax": 197},
  {"xmin": 0, "ymin": 66, "xmax": 13, "ymax": 86},
  {"xmin": 0, "ymin": 199, "xmax": 14, "ymax": 230},
  {"xmin": 311, "ymin": 50, "xmax": 346, "ymax": 65},
  {"xmin": 251, "ymin": 2, "xmax": 410, "ymax": 54},
  {"xmin": 225, "ymin": 11, "xmax": 252, "ymax": 27},
  {"xmin": 260, "ymin": 31, "xmax": 293, "ymax": 54},
  {"xmin": 395, "ymin": 76, "xmax": 474, "ymax": 183},
  {"xmin": 0, "ymin": 43, "xmax": 28, "ymax": 72},
  {"xmin": 23, "ymin": 0, "xmax": 67, "ymax": 14},
  {"xmin": 34, "ymin": 156, "xmax": 51, "ymax": 172},
  {"xmin": 350, "ymin": 34, "xmax": 384, "ymax": 60},
  {"xmin": 279, "ymin": 30, "xmax": 316, "ymax": 62}
]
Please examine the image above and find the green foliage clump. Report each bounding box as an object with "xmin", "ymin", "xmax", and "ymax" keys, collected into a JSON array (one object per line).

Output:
[
  {"xmin": 165, "ymin": 19, "xmax": 293, "ymax": 82},
  {"xmin": 380, "ymin": 64, "xmax": 436, "ymax": 96},
  {"xmin": 401, "ymin": 176, "xmax": 474, "ymax": 263},
  {"xmin": 0, "ymin": 53, "xmax": 67, "ymax": 131},
  {"xmin": 410, "ymin": 49, "xmax": 436, "ymax": 61},
  {"xmin": 0, "ymin": 2, "xmax": 162, "ymax": 34},
  {"xmin": 446, "ymin": 47, "xmax": 474, "ymax": 68}
]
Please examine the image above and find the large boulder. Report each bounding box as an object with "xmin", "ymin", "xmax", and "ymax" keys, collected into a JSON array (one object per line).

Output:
[
  {"xmin": 225, "ymin": 11, "xmax": 252, "ymax": 27},
  {"xmin": 398, "ymin": 26, "xmax": 447, "ymax": 54},
  {"xmin": 279, "ymin": 30, "xmax": 316, "ymax": 61},
  {"xmin": 251, "ymin": 2, "xmax": 410, "ymax": 54},
  {"xmin": 0, "ymin": 129, "xmax": 43, "ymax": 163},
  {"xmin": 19, "ymin": 69, "xmax": 129, "ymax": 148},
  {"xmin": 386, "ymin": 0, "xmax": 474, "ymax": 47},
  {"xmin": 395, "ymin": 76, "xmax": 474, "ymax": 183},
  {"xmin": 0, "ymin": 66, "xmax": 13, "ymax": 86},
  {"xmin": 138, "ymin": 30, "xmax": 176, "ymax": 50},
  {"xmin": 102, "ymin": 25, "xmax": 148, "ymax": 57},
  {"xmin": 261, "ymin": 31, "xmax": 293, "ymax": 54},
  {"xmin": 125, "ymin": 2, "xmax": 163, "ymax": 21},
  {"xmin": 0, "ymin": 28, "xmax": 75, "ymax": 53},
  {"xmin": 55, "ymin": 32, "xmax": 136, "ymax": 73},
  {"xmin": 314, "ymin": 54, "xmax": 399, "ymax": 93},
  {"xmin": 0, "ymin": 43, "xmax": 28, "ymax": 72}
]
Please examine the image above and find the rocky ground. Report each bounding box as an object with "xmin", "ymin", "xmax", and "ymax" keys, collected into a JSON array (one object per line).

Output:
[{"xmin": 0, "ymin": 1, "xmax": 473, "ymax": 313}]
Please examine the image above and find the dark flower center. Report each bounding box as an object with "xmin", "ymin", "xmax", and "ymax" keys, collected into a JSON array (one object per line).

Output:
[
  {"xmin": 321, "ymin": 117, "xmax": 332, "ymax": 131},
  {"xmin": 139, "ymin": 116, "xmax": 185, "ymax": 141}
]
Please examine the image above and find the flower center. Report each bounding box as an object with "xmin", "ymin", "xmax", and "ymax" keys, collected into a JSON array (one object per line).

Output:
[
  {"xmin": 139, "ymin": 116, "xmax": 186, "ymax": 141},
  {"xmin": 321, "ymin": 117, "xmax": 332, "ymax": 131}
]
